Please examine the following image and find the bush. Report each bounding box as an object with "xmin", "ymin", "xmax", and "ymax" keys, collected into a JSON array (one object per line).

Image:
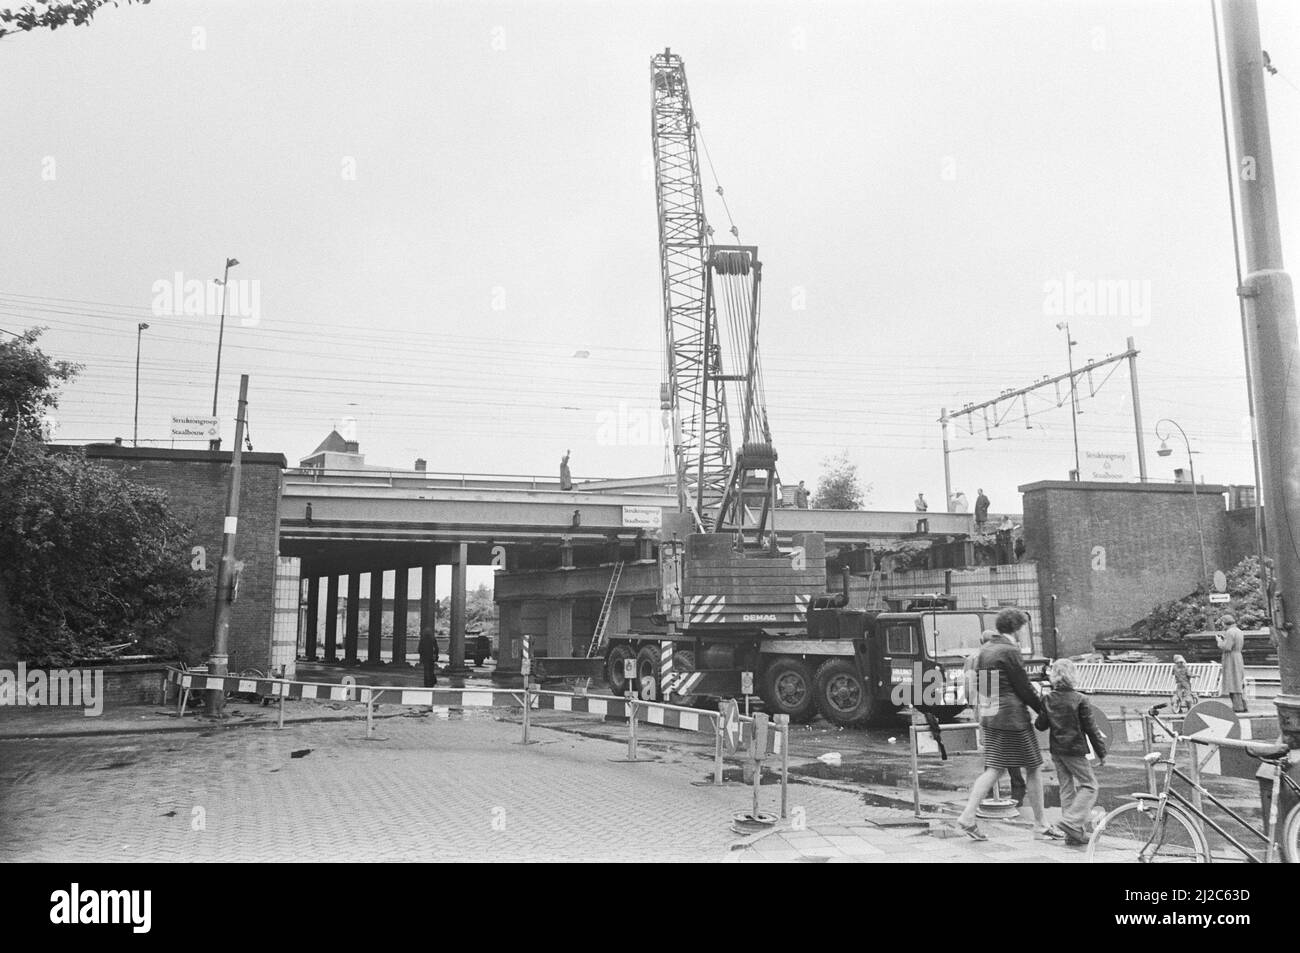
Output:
[{"xmin": 1, "ymin": 448, "xmax": 205, "ymax": 663}]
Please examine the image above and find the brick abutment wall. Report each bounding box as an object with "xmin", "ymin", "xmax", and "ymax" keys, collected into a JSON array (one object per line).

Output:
[{"xmin": 81, "ymin": 445, "xmax": 286, "ymax": 673}]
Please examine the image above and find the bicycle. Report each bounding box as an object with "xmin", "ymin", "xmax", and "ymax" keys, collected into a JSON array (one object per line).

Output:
[{"xmin": 1087, "ymin": 703, "xmax": 1300, "ymax": 863}]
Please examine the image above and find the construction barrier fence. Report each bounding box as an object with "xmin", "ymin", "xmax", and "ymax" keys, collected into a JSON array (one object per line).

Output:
[
  {"xmin": 164, "ymin": 667, "xmax": 790, "ymax": 816},
  {"xmin": 1073, "ymin": 661, "xmax": 1222, "ymax": 696}
]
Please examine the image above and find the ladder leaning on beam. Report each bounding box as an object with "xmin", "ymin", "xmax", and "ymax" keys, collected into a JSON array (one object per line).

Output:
[{"xmin": 586, "ymin": 561, "xmax": 625, "ymax": 659}]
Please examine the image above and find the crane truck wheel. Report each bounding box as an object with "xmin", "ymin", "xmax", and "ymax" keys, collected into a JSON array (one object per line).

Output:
[
  {"xmin": 813, "ymin": 659, "xmax": 872, "ymax": 727},
  {"xmin": 635, "ymin": 644, "xmax": 662, "ymax": 699},
  {"xmin": 669, "ymin": 650, "xmax": 700, "ymax": 707},
  {"xmin": 760, "ymin": 657, "xmax": 816, "ymax": 723},
  {"xmin": 605, "ymin": 644, "xmax": 635, "ymax": 694}
]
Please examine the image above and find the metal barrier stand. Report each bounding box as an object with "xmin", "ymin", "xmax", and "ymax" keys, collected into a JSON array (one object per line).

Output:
[{"xmin": 776, "ymin": 714, "xmax": 790, "ymax": 819}]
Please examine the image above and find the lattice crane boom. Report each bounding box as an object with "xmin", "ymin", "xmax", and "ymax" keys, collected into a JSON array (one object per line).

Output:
[{"xmin": 651, "ymin": 48, "xmax": 733, "ymax": 529}]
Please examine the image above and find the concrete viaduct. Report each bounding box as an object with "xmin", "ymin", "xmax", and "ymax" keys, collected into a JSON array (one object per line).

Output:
[{"xmin": 279, "ymin": 466, "xmax": 974, "ymax": 675}]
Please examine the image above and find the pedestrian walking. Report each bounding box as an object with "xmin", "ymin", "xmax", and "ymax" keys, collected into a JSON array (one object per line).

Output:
[
  {"xmin": 974, "ymin": 488, "xmax": 990, "ymax": 528},
  {"xmin": 417, "ymin": 625, "xmax": 440, "ymax": 687},
  {"xmin": 964, "ymin": 629, "xmax": 1025, "ymax": 805},
  {"xmin": 954, "ymin": 608, "xmax": 1055, "ymax": 841},
  {"xmin": 914, "ymin": 492, "xmax": 928, "ymax": 512},
  {"xmin": 1170, "ymin": 653, "xmax": 1199, "ymax": 714},
  {"xmin": 1034, "ymin": 658, "xmax": 1107, "ymax": 846},
  {"xmin": 1215, "ymin": 613, "xmax": 1247, "ymax": 713},
  {"xmin": 560, "ymin": 449, "xmax": 573, "ymax": 491}
]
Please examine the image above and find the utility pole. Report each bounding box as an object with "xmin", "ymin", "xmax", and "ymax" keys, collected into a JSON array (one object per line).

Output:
[
  {"xmin": 940, "ymin": 407, "xmax": 952, "ymax": 506},
  {"xmin": 1126, "ymin": 337, "xmax": 1148, "ymax": 481},
  {"xmin": 1056, "ymin": 321, "xmax": 1081, "ymax": 479},
  {"xmin": 1222, "ymin": 0, "xmax": 1300, "ymax": 742},
  {"xmin": 207, "ymin": 374, "xmax": 249, "ymax": 718},
  {"xmin": 133, "ymin": 322, "xmax": 149, "ymax": 447}
]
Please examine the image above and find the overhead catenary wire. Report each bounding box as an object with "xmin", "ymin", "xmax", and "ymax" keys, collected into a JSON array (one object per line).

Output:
[{"xmin": 0, "ymin": 289, "xmax": 1261, "ymax": 467}]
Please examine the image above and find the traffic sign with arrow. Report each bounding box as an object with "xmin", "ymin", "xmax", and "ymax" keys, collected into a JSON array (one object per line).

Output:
[{"xmin": 720, "ymin": 699, "xmax": 741, "ymax": 755}]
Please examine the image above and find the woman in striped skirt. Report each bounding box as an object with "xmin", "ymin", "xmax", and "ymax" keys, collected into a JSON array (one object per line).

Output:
[{"xmin": 955, "ymin": 607, "xmax": 1058, "ymax": 841}]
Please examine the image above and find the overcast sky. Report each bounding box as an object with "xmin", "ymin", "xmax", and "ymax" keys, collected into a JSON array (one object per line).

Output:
[{"xmin": 3, "ymin": 0, "xmax": 1298, "ymax": 516}]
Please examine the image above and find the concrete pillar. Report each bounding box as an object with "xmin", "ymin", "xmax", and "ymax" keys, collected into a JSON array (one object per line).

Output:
[
  {"xmin": 344, "ymin": 571, "xmax": 361, "ymax": 663},
  {"xmin": 421, "ymin": 561, "xmax": 437, "ymax": 648},
  {"xmin": 324, "ymin": 574, "xmax": 339, "ymax": 661},
  {"xmin": 494, "ymin": 602, "xmax": 522, "ymax": 678},
  {"xmin": 367, "ymin": 569, "xmax": 384, "ymax": 663},
  {"xmin": 305, "ymin": 575, "xmax": 320, "ymax": 661},
  {"xmin": 448, "ymin": 543, "xmax": 469, "ymax": 674},
  {"xmin": 547, "ymin": 600, "xmax": 575, "ymax": 657},
  {"xmin": 393, "ymin": 567, "xmax": 409, "ymax": 665}
]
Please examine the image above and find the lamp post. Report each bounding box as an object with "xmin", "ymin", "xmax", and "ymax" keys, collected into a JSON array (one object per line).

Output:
[
  {"xmin": 1156, "ymin": 418, "xmax": 1208, "ymax": 582},
  {"xmin": 210, "ymin": 257, "xmax": 240, "ymax": 449},
  {"xmin": 133, "ymin": 322, "xmax": 149, "ymax": 447},
  {"xmin": 1056, "ymin": 321, "xmax": 1081, "ymax": 479}
]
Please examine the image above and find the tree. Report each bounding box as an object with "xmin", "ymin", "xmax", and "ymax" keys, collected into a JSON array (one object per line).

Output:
[
  {"xmin": 812, "ymin": 451, "xmax": 869, "ymax": 510},
  {"xmin": 0, "ymin": 329, "xmax": 203, "ymax": 663},
  {"xmin": 434, "ymin": 584, "xmax": 498, "ymax": 640},
  {"xmin": 1, "ymin": 327, "xmax": 78, "ymax": 460},
  {"xmin": 0, "ymin": 0, "xmax": 150, "ymax": 39}
]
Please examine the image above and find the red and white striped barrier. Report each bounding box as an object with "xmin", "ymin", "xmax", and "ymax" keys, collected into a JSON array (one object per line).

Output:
[{"xmin": 165, "ymin": 666, "xmax": 789, "ymax": 812}]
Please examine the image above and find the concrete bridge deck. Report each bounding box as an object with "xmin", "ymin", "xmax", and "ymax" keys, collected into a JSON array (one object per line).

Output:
[{"xmin": 279, "ymin": 467, "xmax": 975, "ymax": 558}]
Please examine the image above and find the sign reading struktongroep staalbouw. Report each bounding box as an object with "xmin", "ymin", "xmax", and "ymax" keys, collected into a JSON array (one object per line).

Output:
[
  {"xmin": 1082, "ymin": 449, "xmax": 1130, "ymax": 482},
  {"xmin": 171, "ymin": 415, "xmax": 220, "ymax": 440}
]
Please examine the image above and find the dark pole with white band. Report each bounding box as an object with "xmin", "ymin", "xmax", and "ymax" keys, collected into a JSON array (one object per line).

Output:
[
  {"xmin": 1222, "ymin": 0, "xmax": 1300, "ymax": 742},
  {"xmin": 207, "ymin": 374, "xmax": 249, "ymax": 717}
]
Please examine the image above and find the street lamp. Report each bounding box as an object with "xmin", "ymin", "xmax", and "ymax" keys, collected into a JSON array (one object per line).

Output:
[
  {"xmin": 1056, "ymin": 321, "xmax": 1081, "ymax": 480},
  {"xmin": 210, "ymin": 256, "xmax": 240, "ymax": 449},
  {"xmin": 133, "ymin": 322, "xmax": 149, "ymax": 446},
  {"xmin": 1156, "ymin": 418, "xmax": 1208, "ymax": 582}
]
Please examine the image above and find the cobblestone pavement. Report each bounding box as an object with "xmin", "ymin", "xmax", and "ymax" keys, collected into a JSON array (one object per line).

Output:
[{"xmin": 0, "ymin": 702, "xmax": 1100, "ymax": 863}]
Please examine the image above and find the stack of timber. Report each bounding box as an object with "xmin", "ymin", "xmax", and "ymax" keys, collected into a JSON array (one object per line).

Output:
[{"xmin": 681, "ymin": 533, "xmax": 826, "ymax": 625}]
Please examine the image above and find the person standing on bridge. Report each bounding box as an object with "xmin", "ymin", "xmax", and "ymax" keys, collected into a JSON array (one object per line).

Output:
[
  {"xmin": 914, "ymin": 492, "xmax": 928, "ymax": 512},
  {"xmin": 974, "ymin": 489, "xmax": 990, "ymax": 528},
  {"xmin": 795, "ymin": 480, "xmax": 810, "ymax": 509},
  {"xmin": 560, "ymin": 449, "xmax": 573, "ymax": 491},
  {"xmin": 418, "ymin": 625, "xmax": 440, "ymax": 687}
]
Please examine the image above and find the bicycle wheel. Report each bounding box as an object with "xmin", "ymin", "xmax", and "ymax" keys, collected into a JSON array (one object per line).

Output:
[
  {"xmin": 1284, "ymin": 803, "xmax": 1300, "ymax": 863},
  {"xmin": 1088, "ymin": 800, "xmax": 1209, "ymax": 863}
]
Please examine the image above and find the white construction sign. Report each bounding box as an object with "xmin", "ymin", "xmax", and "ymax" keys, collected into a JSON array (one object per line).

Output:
[
  {"xmin": 170, "ymin": 415, "xmax": 220, "ymax": 440},
  {"xmin": 1082, "ymin": 449, "xmax": 1130, "ymax": 482},
  {"xmin": 621, "ymin": 505, "xmax": 663, "ymax": 530}
]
